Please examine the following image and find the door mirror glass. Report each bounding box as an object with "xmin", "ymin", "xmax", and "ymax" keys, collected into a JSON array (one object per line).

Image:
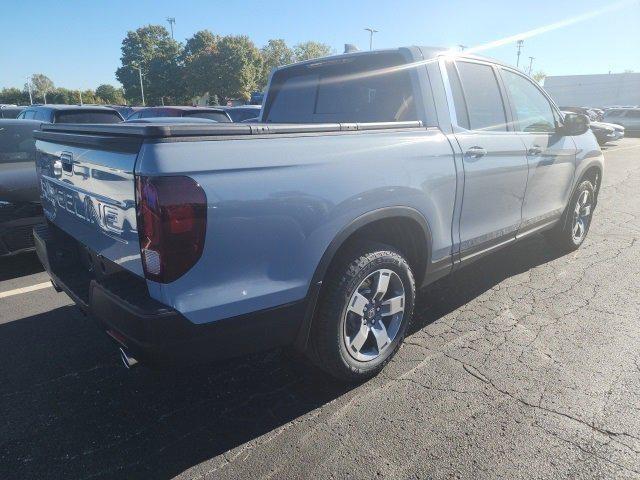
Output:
[{"xmin": 562, "ymin": 112, "xmax": 590, "ymax": 136}]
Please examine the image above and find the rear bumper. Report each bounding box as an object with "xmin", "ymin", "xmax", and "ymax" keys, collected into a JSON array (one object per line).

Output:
[{"xmin": 34, "ymin": 223, "xmax": 304, "ymax": 367}]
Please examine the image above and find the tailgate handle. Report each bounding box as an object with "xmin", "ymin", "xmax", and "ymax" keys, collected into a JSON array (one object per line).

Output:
[{"xmin": 60, "ymin": 152, "xmax": 73, "ymax": 173}]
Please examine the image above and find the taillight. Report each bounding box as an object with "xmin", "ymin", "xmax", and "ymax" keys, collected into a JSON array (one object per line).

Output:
[{"xmin": 135, "ymin": 175, "xmax": 207, "ymax": 283}]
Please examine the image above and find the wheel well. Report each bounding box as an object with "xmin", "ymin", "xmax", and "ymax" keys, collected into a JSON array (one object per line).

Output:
[
  {"xmin": 328, "ymin": 216, "xmax": 429, "ymax": 286},
  {"xmin": 581, "ymin": 166, "xmax": 602, "ymax": 194}
]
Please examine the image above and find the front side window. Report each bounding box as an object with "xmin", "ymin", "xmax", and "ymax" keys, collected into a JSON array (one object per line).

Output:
[
  {"xmin": 454, "ymin": 61, "xmax": 507, "ymax": 132},
  {"xmin": 501, "ymin": 69, "xmax": 556, "ymax": 133}
]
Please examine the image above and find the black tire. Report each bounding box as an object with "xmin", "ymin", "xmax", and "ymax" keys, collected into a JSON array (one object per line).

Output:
[
  {"xmin": 545, "ymin": 180, "xmax": 596, "ymax": 252},
  {"xmin": 307, "ymin": 241, "xmax": 416, "ymax": 382}
]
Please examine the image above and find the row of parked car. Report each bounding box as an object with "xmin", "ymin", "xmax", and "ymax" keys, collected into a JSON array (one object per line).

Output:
[
  {"xmin": 0, "ymin": 103, "xmax": 262, "ymax": 257},
  {"xmin": 560, "ymin": 105, "xmax": 640, "ymax": 145}
]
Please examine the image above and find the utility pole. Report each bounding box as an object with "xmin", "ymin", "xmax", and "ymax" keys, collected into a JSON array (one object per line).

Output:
[
  {"xmin": 516, "ymin": 39, "xmax": 524, "ymax": 68},
  {"xmin": 26, "ymin": 75, "xmax": 33, "ymax": 105},
  {"xmin": 527, "ymin": 56, "xmax": 535, "ymax": 75},
  {"xmin": 364, "ymin": 27, "xmax": 378, "ymax": 51},
  {"xmin": 129, "ymin": 64, "xmax": 145, "ymax": 106},
  {"xmin": 458, "ymin": 44, "xmax": 467, "ymax": 52},
  {"xmin": 79, "ymin": 90, "xmax": 83, "ymax": 105},
  {"xmin": 166, "ymin": 17, "xmax": 176, "ymax": 39}
]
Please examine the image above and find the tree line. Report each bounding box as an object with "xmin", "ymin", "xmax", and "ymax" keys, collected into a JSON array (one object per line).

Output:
[
  {"xmin": 115, "ymin": 25, "xmax": 333, "ymax": 106},
  {"xmin": 0, "ymin": 25, "xmax": 333, "ymax": 107}
]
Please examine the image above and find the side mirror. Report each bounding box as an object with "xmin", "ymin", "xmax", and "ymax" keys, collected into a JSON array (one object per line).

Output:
[{"xmin": 562, "ymin": 112, "xmax": 590, "ymax": 136}]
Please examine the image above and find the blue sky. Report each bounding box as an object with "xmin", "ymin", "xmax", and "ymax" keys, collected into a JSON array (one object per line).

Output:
[{"xmin": 1, "ymin": 0, "xmax": 639, "ymax": 90}]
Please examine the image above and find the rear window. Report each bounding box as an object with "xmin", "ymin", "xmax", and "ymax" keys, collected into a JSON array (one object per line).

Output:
[
  {"xmin": 184, "ymin": 111, "xmax": 231, "ymax": 122},
  {"xmin": 264, "ymin": 52, "xmax": 418, "ymax": 123},
  {"xmin": 54, "ymin": 111, "xmax": 122, "ymax": 124}
]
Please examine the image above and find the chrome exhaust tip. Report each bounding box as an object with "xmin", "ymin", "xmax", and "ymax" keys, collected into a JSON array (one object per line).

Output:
[{"xmin": 119, "ymin": 347, "xmax": 138, "ymax": 369}]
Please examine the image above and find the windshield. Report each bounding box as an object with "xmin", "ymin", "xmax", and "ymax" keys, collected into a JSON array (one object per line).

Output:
[
  {"xmin": 183, "ymin": 111, "xmax": 231, "ymax": 122},
  {"xmin": 54, "ymin": 111, "xmax": 122, "ymax": 124}
]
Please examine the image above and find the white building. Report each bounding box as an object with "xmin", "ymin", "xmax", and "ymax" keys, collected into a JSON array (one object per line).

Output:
[{"xmin": 543, "ymin": 72, "xmax": 640, "ymax": 107}]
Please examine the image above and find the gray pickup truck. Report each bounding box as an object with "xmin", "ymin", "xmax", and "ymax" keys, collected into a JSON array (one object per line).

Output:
[{"xmin": 33, "ymin": 47, "xmax": 603, "ymax": 381}]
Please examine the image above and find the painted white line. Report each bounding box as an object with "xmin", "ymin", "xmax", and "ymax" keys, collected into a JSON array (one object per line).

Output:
[{"xmin": 0, "ymin": 282, "xmax": 52, "ymax": 299}]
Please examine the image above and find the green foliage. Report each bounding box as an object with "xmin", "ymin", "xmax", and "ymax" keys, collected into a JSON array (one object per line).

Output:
[
  {"xmin": 215, "ymin": 35, "xmax": 263, "ymax": 103},
  {"xmin": 532, "ymin": 71, "xmax": 546, "ymax": 84},
  {"xmin": 95, "ymin": 84, "xmax": 126, "ymax": 104},
  {"xmin": 115, "ymin": 25, "xmax": 185, "ymax": 105},
  {"xmin": 29, "ymin": 73, "xmax": 55, "ymax": 100},
  {"xmin": 181, "ymin": 30, "xmax": 221, "ymax": 99},
  {"xmin": 0, "ymin": 87, "xmax": 30, "ymax": 105},
  {"xmin": 293, "ymin": 41, "xmax": 333, "ymax": 62},
  {"xmin": 259, "ymin": 39, "xmax": 294, "ymax": 87}
]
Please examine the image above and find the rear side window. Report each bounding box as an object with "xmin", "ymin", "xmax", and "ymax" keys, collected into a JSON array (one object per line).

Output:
[
  {"xmin": 501, "ymin": 69, "xmax": 556, "ymax": 133},
  {"xmin": 184, "ymin": 111, "xmax": 231, "ymax": 122},
  {"xmin": 54, "ymin": 111, "xmax": 122, "ymax": 124},
  {"xmin": 264, "ymin": 52, "xmax": 418, "ymax": 123},
  {"xmin": 454, "ymin": 61, "xmax": 507, "ymax": 131},
  {"xmin": 34, "ymin": 109, "xmax": 51, "ymax": 122},
  {"xmin": 22, "ymin": 110, "xmax": 37, "ymax": 120}
]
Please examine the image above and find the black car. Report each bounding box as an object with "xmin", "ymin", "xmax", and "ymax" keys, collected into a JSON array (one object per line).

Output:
[
  {"xmin": 0, "ymin": 105, "xmax": 25, "ymax": 119},
  {"xmin": 223, "ymin": 105, "xmax": 262, "ymax": 122},
  {"xmin": 16, "ymin": 104, "xmax": 124, "ymax": 123},
  {"xmin": 0, "ymin": 120, "xmax": 45, "ymax": 256},
  {"xmin": 125, "ymin": 106, "xmax": 231, "ymax": 122}
]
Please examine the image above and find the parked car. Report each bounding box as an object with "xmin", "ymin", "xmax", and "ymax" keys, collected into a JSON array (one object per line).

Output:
[
  {"xmin": 589, "ymin": 120, "xmax": 625, "ymax": 145},
  {"xmin": 249, "ymin": 92, "xmax": 264, "ymax": 105},
  {"xmin": 33, "ymin": 47, "xmax": 602, "ymax": 381},
  {"xmin": 0, "ymin": 105, "xmax": 25, "ymax": 119},
  {"xmin": 16, "ymin": 104, "xmax": 124, "ymax": 123},
  {"xmin": 125, "ymin": 106, "xmax": 232, "ymax": 122},
  {"xmin": 0, "ymin": 120, "xmax": 45, "ymax": 256},
  {"xmin": 603, "ymin": 108, "xmax": 640, "ymax": 135},
  {"xmin": 560, "ymin": 106, "xmax": 599, "ymax": 122},
  {"xmin": 106, "ymin": 105, "xmax": 143, "ymax": 119},
  {"xmin": 223, "ymin": 105, "xmax": 262, "ymax": 122}
]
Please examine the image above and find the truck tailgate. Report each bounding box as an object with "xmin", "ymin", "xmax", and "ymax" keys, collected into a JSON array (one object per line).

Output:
[{"xmin": 35, "ymin": 138, "xmax": 143, "ymax": 276}]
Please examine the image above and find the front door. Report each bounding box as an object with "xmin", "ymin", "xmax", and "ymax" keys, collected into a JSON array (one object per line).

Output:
[{"xmin": 445, "ymin": 60, "xmax": 529, "ymax": 261}]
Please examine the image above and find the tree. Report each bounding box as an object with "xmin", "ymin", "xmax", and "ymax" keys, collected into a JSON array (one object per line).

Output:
[
  {"xmin": 532, "ymin": 71, "xmax": 546, "ymax": 84},
  {"xmin": 0, "ymin": 87, "xmax": 30, "ymax": 105},
  {"xmin": 95, "ymin": 84, "xmax": 126, "ymax": 104},
  {"xmin": 28, "ymin": 74, "xmax": 55, "ymax": 103},
  {"xmin": 181, "ymin": 30, "xmax": 221, "ymax": 99},
  {"xmin": 115, "ymin": 25, "xmax": 185, "ymax": 105},
  {"xmin": 293, "ymin": 41, "xmax": 333, "ymax": 62},
  {"xmin": 259, "ymin": 39, "xmax": 294, "ymax": 87},
  {"xmin": 215, "ymin": 35, "xmax": 263, "ymax": 103}
]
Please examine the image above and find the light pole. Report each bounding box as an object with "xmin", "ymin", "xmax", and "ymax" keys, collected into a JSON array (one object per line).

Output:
[
  {"xmin": 128, "ymin": 64, "xmax": 145, "ymax": 106},
  {"xmin": 166, "ymin": 17, "xmax": 175, "ymax": 39},
  {"xmin": 458, "ymin": 44, "xmax": 467, "ymax": 52},
  {"xmin": 528, "ymin": 56, "xmax": 535, "ymax": 75},
  {"xmin": 364, "ymin": 27, "xmax": 378, "ymax": 51},
  {"xmin": 26, "ymin": 75, "xmax": 33, "ymax": 105},
  {"xmin": 516, "ymin": 39, "xmax": 524, "ymax": 68}
]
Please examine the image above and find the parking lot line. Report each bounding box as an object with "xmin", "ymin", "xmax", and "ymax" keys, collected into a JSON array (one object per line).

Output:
[{"xmin": 0, "ymin": 282, "xmax": 52, "ymax": 299}]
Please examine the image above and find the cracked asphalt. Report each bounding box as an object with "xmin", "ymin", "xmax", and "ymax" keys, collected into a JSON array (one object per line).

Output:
[{"xmin": 1, "ymin": 138, "xmax": 639, "ymax": 479}]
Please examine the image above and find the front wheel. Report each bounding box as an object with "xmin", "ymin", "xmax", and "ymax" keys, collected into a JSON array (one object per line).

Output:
[
  {"xmin": 308, "ymin": 242, "xmax": 416, "ymax": 382},
  {"xmin": 545, "ymin": 180, "xmax": 596, "ymax": 252}
]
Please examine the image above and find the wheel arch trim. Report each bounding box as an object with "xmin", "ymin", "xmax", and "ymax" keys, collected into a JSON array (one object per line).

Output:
[{"xmin": 293, "ymin": 206, "xmax": 433, "ymax": 350}]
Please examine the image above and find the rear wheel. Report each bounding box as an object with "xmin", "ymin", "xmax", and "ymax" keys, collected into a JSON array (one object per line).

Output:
[
  {"xmin": 545, "ymin": 180, "xmax": 595, "ymax": 252},
  {"xmin": 308, "ymin": 242, "xmax": 416, "ymax": 382}
]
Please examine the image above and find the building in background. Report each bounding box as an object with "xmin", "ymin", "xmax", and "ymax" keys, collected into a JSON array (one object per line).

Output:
[{"xmin": 544, "ymin": 72, "xmax": 640, "ymax": 107}]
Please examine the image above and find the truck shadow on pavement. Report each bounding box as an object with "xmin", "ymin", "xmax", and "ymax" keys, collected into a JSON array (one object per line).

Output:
[{"xmin": 0, "ymin": 234, "xmax": 563, "ymax": 480}]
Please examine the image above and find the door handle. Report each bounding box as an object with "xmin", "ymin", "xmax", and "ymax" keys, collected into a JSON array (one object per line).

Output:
[
  {"xmin": 528, "ymin": 145, "xmax": 543, "ymax": 156},
  {"xmin": 465, "ymin": 146, "xmax": 487, "ymax": 159}
]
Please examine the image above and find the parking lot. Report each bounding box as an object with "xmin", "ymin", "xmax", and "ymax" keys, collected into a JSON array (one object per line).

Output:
[{"xmin": 0, "ymin": 138, "xmax": 638, "ymax": 479}]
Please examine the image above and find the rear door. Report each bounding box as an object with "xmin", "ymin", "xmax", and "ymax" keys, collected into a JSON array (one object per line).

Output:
[
  {"xmin": 444, "ymin": 59, "xmax": 528, "ymax": 261},
  {"xmin": 499, "ymin": 67, "xmax": 576, "ymax": 233}
]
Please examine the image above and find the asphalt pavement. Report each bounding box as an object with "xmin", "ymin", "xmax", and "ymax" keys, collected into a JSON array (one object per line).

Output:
[{"xmin": 1, "ymin": 138, "xmax": 639, "ymax": 479}]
